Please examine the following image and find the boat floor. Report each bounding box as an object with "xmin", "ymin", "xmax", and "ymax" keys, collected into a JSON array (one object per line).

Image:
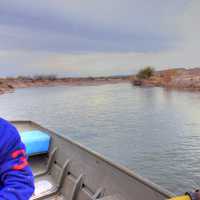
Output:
[
  {"xmin": 29, "ymin": 156, "xmax": 47, "ymax": 175},
  {"xmin": 40, "ymin": 195, "xmax": 65, "ymax": 200},
  {"xmin": 44, "ymin": 195, "xmax": 122, "ymax": 200}
]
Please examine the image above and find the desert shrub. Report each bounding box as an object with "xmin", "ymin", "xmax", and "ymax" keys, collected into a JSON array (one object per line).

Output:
[
  {"xmin": 17, "ymin": 76, "xmax": 32, "ymax": 81},
  {"xmin": 136, "ymin": 66, "xmax": 154, "ymax": 79},
  {"xmin": 33, "ymin": 75, "xmax": 57, "ymax": 81}
]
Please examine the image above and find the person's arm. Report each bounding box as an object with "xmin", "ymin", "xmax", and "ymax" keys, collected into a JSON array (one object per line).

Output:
[{"xmin": 0, "ymin": 119, "xmax": 34, "ymax": 200}]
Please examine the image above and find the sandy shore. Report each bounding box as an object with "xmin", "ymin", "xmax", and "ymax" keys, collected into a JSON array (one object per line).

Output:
[{"xmin": 0, "ymin": 76, "xmax": 131, "ymax": 95}]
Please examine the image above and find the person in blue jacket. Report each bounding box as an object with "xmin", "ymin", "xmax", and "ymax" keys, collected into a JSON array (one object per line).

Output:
[{"xmin": 0, "ymin": 118, "xmax": 34, "ymax": 199}]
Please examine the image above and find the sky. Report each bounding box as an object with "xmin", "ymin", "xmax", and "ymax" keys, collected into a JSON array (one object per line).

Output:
[{"xmin": 0, "ymin": 0, "xmax": 199, "ymax": 77}]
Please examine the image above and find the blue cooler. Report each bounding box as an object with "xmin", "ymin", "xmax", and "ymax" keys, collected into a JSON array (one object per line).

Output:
[{"xmin": 19, "ymin": 130, "xmax": 51, "ymax": 156}]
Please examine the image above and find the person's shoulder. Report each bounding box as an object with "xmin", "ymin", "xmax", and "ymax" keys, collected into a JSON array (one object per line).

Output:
[
  {"xmin": 0, "ymin": 118, "xmax": 11, "ymax": 125},
  {"xmin": 0, "ymin": 118, "xmax": 15, "ymax": 129},
  {"xmin": 0, "ymin": 118, "xmax": 22, "ymax": 159},
  {"xmin": 0, "ymin": 118, "xmax": 19, "ymax": 138}
]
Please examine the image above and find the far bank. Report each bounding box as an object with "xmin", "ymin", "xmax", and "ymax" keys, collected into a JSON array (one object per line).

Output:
[
  {"xmin": 0, "ymin": 75, "xmax": 131, "ymax": 95},
  {"xmin": 1, "ymin": 67, "xmax": 200, "ymax": 96},
  {"xmin": 132, "ymin": 67, "xmax": 200, "ymax": 92}
]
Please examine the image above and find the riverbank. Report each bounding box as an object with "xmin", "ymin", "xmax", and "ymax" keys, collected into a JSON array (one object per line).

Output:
[
  {"xmin": 0, "ymin": 76, "xmax": 131, "ymax": 95},
  {"xmin": 132, "ymin": 68, "xmax": 200, "ymax": 91},
  {"xmin": 1, "ymin": 68, "xmax": 200, "ymax": 95}
]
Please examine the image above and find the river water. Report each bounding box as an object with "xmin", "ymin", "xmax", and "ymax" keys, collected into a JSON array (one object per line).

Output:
[{"xmin": 0, "ymin": 83, "xmax": 200, "ymax": 194}]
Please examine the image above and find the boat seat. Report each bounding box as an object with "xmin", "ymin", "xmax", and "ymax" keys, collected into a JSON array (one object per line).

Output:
[
  {"xmin": 31, "ymin": 174, "xmax": 58, "ymax": 200},
  {"xmin": 31, "ymin": 160, "xmax": 70, "ymax": 200},
  {"xmin": 98, "ymin": 194, "xmax": 125, "ymax": 200},
  {"xmin": 19, "ymin": 130, "xmax": 51, "ymax": 156}
]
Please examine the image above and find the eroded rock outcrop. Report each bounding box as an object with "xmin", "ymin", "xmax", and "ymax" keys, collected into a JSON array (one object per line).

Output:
[
  {"xmin": 132, "ymin": 68, "xmax": 200, "ymax": 91},
  {"xmin": 167, "ymin": 68, "xmax": 200, "ymax": 90}
]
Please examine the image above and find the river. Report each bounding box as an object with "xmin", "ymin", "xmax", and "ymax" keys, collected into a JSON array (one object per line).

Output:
[{"xmin": 0, "ymin": 83, "xmax": 200, "ymax": 194}]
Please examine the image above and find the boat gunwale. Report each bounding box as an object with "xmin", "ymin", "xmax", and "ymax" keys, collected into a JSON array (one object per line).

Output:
[{"xmin": 11, "ymin": 120, "xmax": 174, "ymax": 198}]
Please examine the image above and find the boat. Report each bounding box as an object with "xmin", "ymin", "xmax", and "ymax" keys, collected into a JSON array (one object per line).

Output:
[{"xmin": 11, "ymin": 120, "xmax": 187, "ymax": 200}]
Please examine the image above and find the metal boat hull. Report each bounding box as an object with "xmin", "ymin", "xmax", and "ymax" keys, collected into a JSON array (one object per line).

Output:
[{"xmin": 11, "ymin": 120, "xmax": 173, "ymax": 200}]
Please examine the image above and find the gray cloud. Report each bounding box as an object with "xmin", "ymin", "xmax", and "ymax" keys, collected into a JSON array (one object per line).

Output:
[
  {"xmin": 1, "ymin": 0, "xmax": 199, "ymax": 77},
  {"xmin": 0, "ymin": 0, "xmax": 188, "ymax": 53}
]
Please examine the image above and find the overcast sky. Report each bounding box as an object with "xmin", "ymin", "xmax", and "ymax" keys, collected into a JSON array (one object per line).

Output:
[{"xmin": 0, "ymin": 0, "xmax": 199, "ymax": 77}]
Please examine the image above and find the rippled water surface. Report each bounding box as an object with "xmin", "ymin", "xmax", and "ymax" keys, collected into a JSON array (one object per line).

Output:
[{"xmin": 0, "ymin": 83, "xmax": 200, "ymax": 194}]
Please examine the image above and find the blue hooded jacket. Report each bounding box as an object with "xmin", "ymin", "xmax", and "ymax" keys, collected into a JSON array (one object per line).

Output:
[{"xmin": 0, "ymin": 118, "xmax": 34, "ymax": 199}]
